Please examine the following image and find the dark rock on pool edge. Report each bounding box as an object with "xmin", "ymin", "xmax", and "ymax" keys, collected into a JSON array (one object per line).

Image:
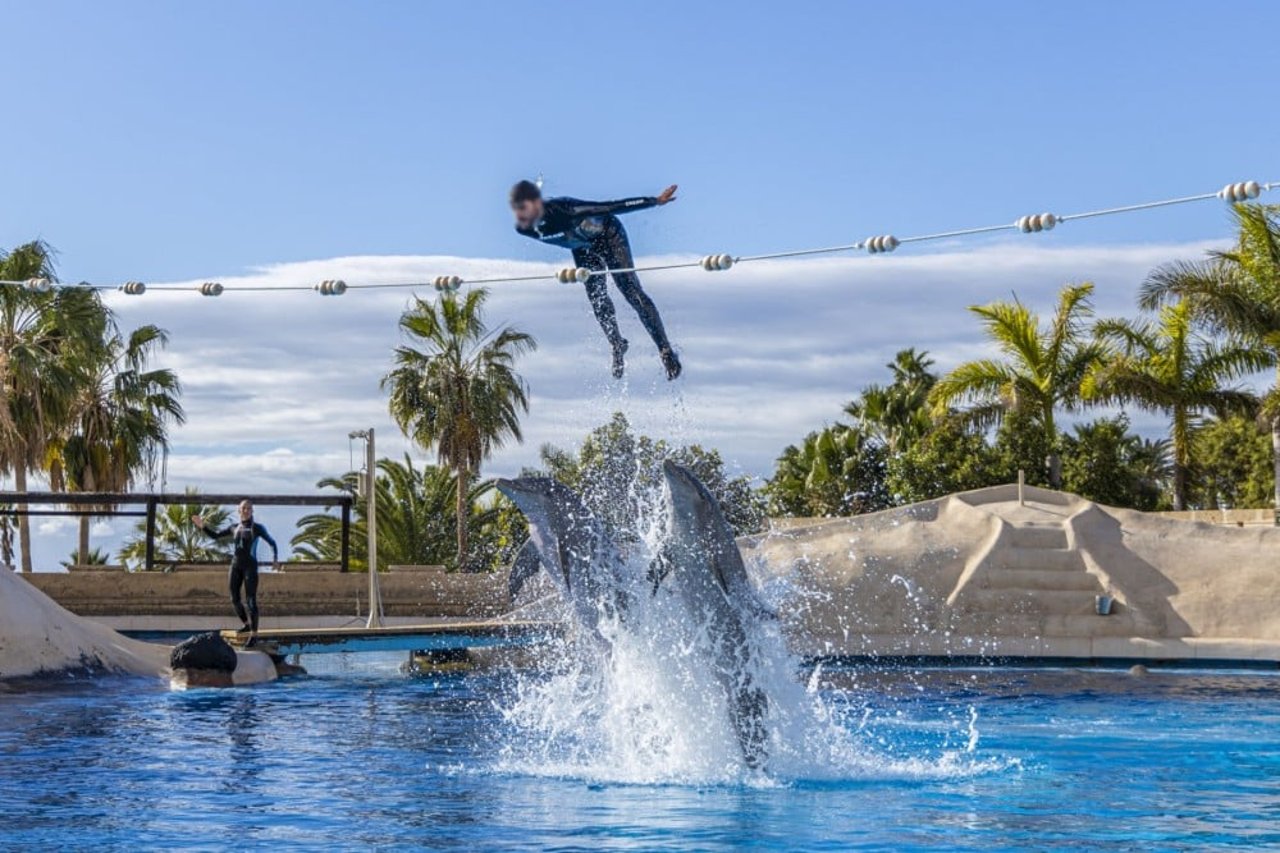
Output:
[{"xmin": 169, "ymin": 632, "xmax": 238, "ymax": 672}]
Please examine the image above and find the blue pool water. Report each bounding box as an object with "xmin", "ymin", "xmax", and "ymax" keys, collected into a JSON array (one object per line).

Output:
[{"xmin": 3, "ymin": 659, "xmax": 1279, "ymax": 851}]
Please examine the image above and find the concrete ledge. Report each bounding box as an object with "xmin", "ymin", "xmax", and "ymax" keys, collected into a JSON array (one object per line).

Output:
[
  {"xmin": 1157, "ymin": 508, "xmax": 1277, "ymax": 528},
  {"xmin": 795, "ymin": 633, "xmax": 1280, "ymax": 664},
  {"xmin": 277, "ymin": 561, "xmax": 342, "ymax": 573},
  {"xmin": 105, "ymin": 614, "xmax": 483, "ymax": 632},
  {"xmin": 22, "ymin": 570, "xmax": 510, "ymax": 620}
]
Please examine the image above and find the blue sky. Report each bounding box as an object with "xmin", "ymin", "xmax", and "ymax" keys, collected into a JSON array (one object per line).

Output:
[
  {"xmin": 2, "ymin": 2, "xmax": 1278, "ymax": 566},
  {"xmin": 5, "ymin": 1, "xmax": 1276, "ymax": 275}
]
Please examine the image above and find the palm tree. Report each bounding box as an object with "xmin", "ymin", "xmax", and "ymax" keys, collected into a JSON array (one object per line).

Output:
[
  {"xmin": 0, "ymin": 241, "xmax": 106, "ymax": 571},
  {"xmin": 765, "ymin": 424, "xmax": 890, "ymax": 517},
  {"xmin": 382, "ymin": 289, "xmax": 535, "ymax": 564},
  {"xmin": 60, "ymin": 546, "xmax": 109, "ymax": 569},
  {"xmin": 1139, "ymin": 203, "xmax": 1280, "ymax": 508},
  {"xmin": 929, "ymin": 283, "xmax": 1104, "ymax": 488},
  {"xmin": 1085, "ymin": 300, "xmax": 1265, "ymax": 509},
  {"xmin": 118, "ymin": 497, "xmax": 231, "ymax": 569},
  {"xmin": 291, "ymin": 455, "xmax": 503, "ymax": 572},
  {"xmin": 51, "ymin": 323, "xmax": 184, "ymax": 564},
  {"xmin": 847, "ymin": 348, "xmax": 937, "ymax": 454}
]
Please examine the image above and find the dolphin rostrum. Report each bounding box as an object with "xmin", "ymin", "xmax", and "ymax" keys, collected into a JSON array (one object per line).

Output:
[
  {"xmin": 660, "ymin": 460, "xmax": 771, "ymax": 769},
  {"xmin": 496, "ymin": 476, "xmax": 628, "ymax": 643}
]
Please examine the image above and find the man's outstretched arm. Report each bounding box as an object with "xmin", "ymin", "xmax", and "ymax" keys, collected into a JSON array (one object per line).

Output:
[
  {"xmin": 192, "ymin": 515, "xmax": 231, "ymax": 540},
  {"xmin": 569, "ymin": 185, "xmax": 678, "ymax": 218}
]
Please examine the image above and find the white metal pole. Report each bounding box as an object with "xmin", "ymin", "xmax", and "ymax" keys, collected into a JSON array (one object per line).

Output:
[{"xmin": 366, "ymin": 427, "xmax": 383, "ymax": 628}]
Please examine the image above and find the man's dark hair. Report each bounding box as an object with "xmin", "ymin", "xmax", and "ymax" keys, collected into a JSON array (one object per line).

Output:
[{"xmin": 509, "ymin": 180, "xmax": 542, "ymax": 205}]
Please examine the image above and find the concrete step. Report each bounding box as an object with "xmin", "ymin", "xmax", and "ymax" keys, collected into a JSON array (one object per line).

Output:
[
  {"xmin": 993, "ymin": 547, "xmax": 1084, "ymax": 572},
  {"xmin": 960, "ymin": 587, "xmax": 1103, "ymax": 617},
  {"xmin": 979, "ymin": 568, "xmax": 1102, "ymax": 592},
  {"xmin": 1006, "ymin": 524, "xmax": 1069, "ymax": 549},
  {"xmin": 946, "ymin": 611, "xmax": 1154, "ymax": 639}
]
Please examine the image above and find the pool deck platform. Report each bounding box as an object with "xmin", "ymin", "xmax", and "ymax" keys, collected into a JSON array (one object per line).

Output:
[{"xmin": 220, "ymin": 619, "xmax": 559, "ymax": 656}]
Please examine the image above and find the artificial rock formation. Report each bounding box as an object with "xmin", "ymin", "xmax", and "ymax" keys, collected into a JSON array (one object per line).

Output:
[
  {"xmin": 1, "ymin": 567, "xmax": 278, "ymax": 685},
  {"xmin": 743, "ymin": 484, "xmax": 1280, "ymax": 663}
]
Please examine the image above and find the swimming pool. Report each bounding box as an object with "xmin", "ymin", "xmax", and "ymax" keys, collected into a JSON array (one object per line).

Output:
[{"xmin": 3, "ymin": 659, "xmax": 1278, "ymax": 851}]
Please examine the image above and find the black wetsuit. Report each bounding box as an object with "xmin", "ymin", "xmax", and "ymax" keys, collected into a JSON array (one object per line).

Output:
[
  {"xmin": 200, "ymin": 518, "xmax": 278, "ymax": 632},
  {"xmin": 516, "ymin": 196, "xmax": 675, "ymax": 363}
]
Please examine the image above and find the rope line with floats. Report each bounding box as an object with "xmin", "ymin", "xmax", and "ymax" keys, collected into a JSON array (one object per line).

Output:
[{"xmin": 2, "ymin": 180, "xmax": 1273, "ymax": 298}]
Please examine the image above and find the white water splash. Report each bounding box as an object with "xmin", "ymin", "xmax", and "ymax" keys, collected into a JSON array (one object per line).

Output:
[{"xmin": 491, "ymin": 480, "xmax": 1012, "ymax": 787}]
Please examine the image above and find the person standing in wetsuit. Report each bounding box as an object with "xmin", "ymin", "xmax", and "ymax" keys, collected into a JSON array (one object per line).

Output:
[
  {"xmin": 510, "ymin": 180, "xmax": 682, "ymax": 380},
  {"xmin": 193, "ymin": 500, "xmax": 279, "ymax": 644}
]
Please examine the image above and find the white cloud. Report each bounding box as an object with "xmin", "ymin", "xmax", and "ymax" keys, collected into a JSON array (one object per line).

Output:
[{"xmin": 103, "ymin": 237, "xmax": 1230, "ymax": 483}]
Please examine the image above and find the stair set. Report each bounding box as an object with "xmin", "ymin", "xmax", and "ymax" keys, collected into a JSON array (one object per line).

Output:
[{"xmin": 948, "ymin": 514, "xmax": 1156, "ymax": 639}]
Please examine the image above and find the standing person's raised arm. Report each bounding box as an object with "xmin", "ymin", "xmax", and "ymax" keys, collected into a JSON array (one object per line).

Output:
[
  {"xmin": 568, "ymin": 185, "xmax": 678, "ymax": 218},
  {"xmin": 192, "ymin": 515, "xmax": 232, "ymax": 540}
]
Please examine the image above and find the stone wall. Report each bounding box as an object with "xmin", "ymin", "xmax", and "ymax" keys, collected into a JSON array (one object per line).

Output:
[
  {"xmin": 22, "ymin": 568, "xmax": 509, "ymax": 620},
  {"xmin": 1156, "ymin": 508, "xmax": 1278, "ymax": 528}
]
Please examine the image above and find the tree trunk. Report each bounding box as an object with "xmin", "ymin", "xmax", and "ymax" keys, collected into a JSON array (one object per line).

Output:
[
  {"xmin": 455, "ymin": 467, "xmax": 469, "ymax": 566},
  {"xmin": 1172, "ymin": 407, "xmax": 1189, "ymax": 513},
  {"xmin": 14, "ymin": 461, "xmax": 32, "ymax": 573},
  {"xmin": 78, "ymin": 515, "xmax": 91, "ymax": 566},
  {"xmin": 1, "ymin": 517, "xmax": 12, "ymax": 569},
  {"xmin": 1272, "ymin": 366, "xmax": 1280, "ymax": 517},
  {"xmin": 1272, "ymin": 416, "xmax": 1280, "ymax": 516},
  {"xmin": 1044, "ymin": 407, "xmax": 1062, "ymax": 490}
]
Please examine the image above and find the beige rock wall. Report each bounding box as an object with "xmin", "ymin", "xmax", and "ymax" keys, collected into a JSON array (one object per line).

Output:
[{"xmin": 744, "ymin": 484, "xmax": 1280, "ymax": 662}]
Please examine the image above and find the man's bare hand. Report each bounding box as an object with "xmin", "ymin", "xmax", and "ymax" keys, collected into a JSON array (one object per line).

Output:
[
  {"xmin": 191, "ymin": 514, "xmax": 203, "ymax": 527},
  {"xmin": 656, "ymin": 184, "xmax": 678, "ymax": 205}
]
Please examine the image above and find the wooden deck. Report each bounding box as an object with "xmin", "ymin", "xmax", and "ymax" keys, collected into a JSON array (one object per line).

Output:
[{"xmin": 220, "ymin": 619, "xmax": 559, "ymax": 655}]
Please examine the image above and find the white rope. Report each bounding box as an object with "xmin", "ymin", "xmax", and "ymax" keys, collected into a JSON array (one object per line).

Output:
[
  {"xmin": 1058, "ymin": 191, "xmax": 1221, "ymax": 223},
  {"xmin": 2, "ymin": 179, "xmax": 1274, "ymax": 297}
]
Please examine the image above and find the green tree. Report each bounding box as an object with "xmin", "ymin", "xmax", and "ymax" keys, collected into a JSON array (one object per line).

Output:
[
  {"xmin": 1188, "ymin": 415, "xmax": 1274, "ymax": 510},
  {"xmin": 1139, "ymin": 203, "xmax": 1280, "ymax": 508},
  {"xmin": 886, "ymin": 417, "xmax": 1001, "ymax": 504},
  {"xmin": 929, "ymin": 283, "xmax": 1104, "ymax": 488},
  {"xmin": 0, "ymin": 242, "xmax": 106, "ymax": 571},
  {"xmin": 382, "ymin": 289, "xmax": 535, "ymax": 565},
  {"xmin": 531, "ymin": 413, "xmax": 767, "ymax": 536},
  {"xmin": 765, "ymin": 425, "xmax": 889, "ymax": 517},
  {"xmin": 291, "ymin": 455, "xmax": 516, "ymax": 572},
  {"xmin": 847, "ymin": 348, "xmax": 938, "ymax": 454},
  {"xmin": 1084, "ymin": 300, "xmax": 1263, "ymax": 509},
  {"xmin": 52, "ymin": 323, "xmax": 185, "ymax": 563},
  {"xmin": 119, "ymin": 497, "xmax": 231, "ymax": 569},
  {"xmin": 988, "ymin": 407, "xmax": 1055, "ymax": 487},
  {"xmin": 1058, "ymin": 417, "xmax": 1168, "ymax": 511}
]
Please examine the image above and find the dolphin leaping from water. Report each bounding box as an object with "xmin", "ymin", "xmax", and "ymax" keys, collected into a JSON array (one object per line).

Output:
[
  {"xmin": 496, "ymin": 476, "xmax": 628, "ymax": 643},
  {"xmin": 660, "ymin": 460, "xmax": 771, "ymax": 769},
  {"xmin": 498, "ymin": 466, "xmax": 772, "ymax": 769}
]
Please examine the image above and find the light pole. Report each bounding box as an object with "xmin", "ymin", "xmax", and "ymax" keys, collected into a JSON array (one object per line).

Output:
[{"xmin": 349, "ymin": 428, "xmax": 382, "ymax": 628}]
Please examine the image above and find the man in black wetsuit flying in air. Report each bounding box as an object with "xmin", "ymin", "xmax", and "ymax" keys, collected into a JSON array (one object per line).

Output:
[
  {"xmin": 510, "ymin": 180, "xmax": 682, "ymax": 380},
  {"xmin": 193, "ymin": 500, "xmax": 279, "ymax": 645}
]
